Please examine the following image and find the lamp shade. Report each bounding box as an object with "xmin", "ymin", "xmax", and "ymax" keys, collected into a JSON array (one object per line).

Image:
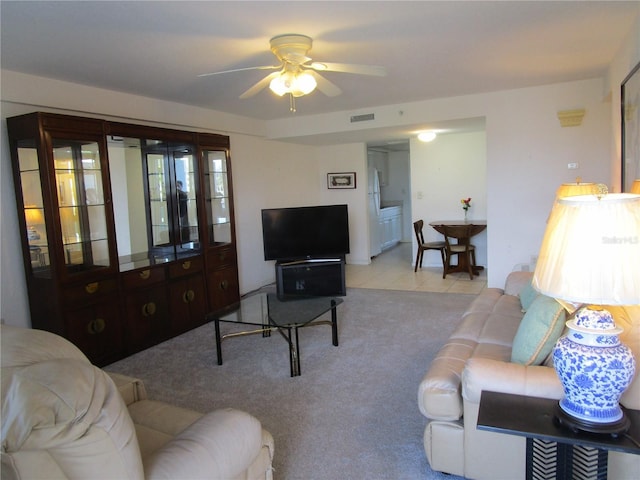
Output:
[
  {"xmin": 631, "ymin": 179, "xmax": 640, "ymax": 194},
  {"xmin": 533, "ymin": 193, "xmax": 640, "ymax": 305},
  {"xmin": 554, "ymin": 181, "xmax": 596, "ymax": 200}
]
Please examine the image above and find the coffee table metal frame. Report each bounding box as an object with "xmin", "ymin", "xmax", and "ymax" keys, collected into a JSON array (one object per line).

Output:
[{"xmin": 210, "ymin": 293, "xmax": 342, "ymax": 377}]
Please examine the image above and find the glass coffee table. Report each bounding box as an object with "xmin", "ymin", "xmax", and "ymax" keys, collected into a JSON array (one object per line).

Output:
[{"xmin": 209, "ymin": 293, "xmax": 343, "ymax": 377}]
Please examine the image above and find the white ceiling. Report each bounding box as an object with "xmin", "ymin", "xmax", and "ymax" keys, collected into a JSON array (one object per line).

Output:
[{"xmin": 1, "ymin": 1, "xmax": 638, "ymax": 145}]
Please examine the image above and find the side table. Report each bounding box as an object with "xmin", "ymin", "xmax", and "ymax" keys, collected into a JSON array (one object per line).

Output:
[{"xmin": 477, "ymin": 391, "xmax": 640, "ymax": 480}]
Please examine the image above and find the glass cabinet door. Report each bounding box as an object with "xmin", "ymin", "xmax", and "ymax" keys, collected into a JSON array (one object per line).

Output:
[
  {"xmin": 53, "ymin": 139, "xmax": 111, "ymax": 273},
  {"xmin": 143, "ymin": 141, "xmax": 199, "ymax": 259},
  {"xmin": 171, "ymin": 146, "xmax": 199, "ymax": 253},
  {"xmin": 203, "ymin": 149, "xmax": 232, "ymax": 245},
  {"xmin": 17, "ymin": 141, "xmax": 50, "ymax": 275},
  {"xmin": 146, "ymin": 151, "xmax": 170, "ymax": 249},
  {"xmin": 109, "ymin": 137, "xmax": 200, "ymax": 269}
]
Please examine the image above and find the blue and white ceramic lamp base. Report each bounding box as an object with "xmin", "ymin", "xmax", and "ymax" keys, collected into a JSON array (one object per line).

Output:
[{"xmin": 553, "ymin": 306, "xmax": 635, "ymax": 427}]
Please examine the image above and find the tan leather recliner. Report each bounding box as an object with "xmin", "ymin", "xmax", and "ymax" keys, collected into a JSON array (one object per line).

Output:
[{"xmin": 1, "ymin": 325, "xmax": 274, "ymax": 480}]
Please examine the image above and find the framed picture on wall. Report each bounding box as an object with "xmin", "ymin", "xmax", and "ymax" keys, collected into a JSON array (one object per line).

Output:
[
  {"xmin": 622, "ymin": 61, "xmax": 640, "ymax": 192},
  {"xmin": 327, "ymin": 172, "xmax": 356, "ymax": 189}
]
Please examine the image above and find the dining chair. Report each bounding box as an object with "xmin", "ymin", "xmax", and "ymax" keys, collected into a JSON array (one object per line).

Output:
[
  {"xmin": 441, "ymin": 224, "xmax": 477, "ymax": 279},
  {"xmin": 413, "ymin": 220, "xmax": 446, "ymax": 273}
]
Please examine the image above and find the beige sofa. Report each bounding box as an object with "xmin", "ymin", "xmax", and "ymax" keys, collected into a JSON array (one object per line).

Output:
[
  {"xmin": 418, "ymin": 271, "xmax": 640, "ymax": 479},
  {"xmin": 1, "ymin": 325, "xmax": 274, "ymax": 480}
]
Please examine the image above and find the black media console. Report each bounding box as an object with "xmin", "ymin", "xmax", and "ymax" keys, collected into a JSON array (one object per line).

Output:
[{"xmin": 275, "ymin": 258, "xmax": 346, "ymax": 300}]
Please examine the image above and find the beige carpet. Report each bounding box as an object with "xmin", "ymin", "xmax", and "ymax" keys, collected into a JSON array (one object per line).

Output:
[{"xmin": 106, "ymin": 287, "xmax": 474, "ymax": 479}]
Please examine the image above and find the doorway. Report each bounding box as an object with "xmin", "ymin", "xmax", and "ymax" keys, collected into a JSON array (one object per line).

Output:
[{"xmin": 366, "ymin": 141, "xmax": 412, "ymax": 264}]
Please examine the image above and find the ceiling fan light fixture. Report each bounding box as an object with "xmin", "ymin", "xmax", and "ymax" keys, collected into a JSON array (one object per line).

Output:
[
  {"xmin": 269, "ymin": 71, "xmax": 317, "ymax": 97},
  {"xmin": 269, "ymin": 74, "xmax": 290, "ymax": 96},
  {"xmin": 294, "ymin": 71, "xmax": 317, "ymax": 95}
]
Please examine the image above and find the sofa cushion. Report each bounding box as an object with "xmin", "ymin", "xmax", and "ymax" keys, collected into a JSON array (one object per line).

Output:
[
  {"xmin": 418, "ymin": 287, "xmax": 524, "ymax": 421},
  {"xmin": 519, "ymin": 278, "xmax": 539, "ymax": 312},
  {"xmin": 511, "ymin": 295, "xmax": 566, "ymax": 365}
]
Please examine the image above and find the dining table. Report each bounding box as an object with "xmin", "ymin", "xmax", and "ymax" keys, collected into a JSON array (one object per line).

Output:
[{"xmin": 429, "ymin": 220, "xmax": 487, "ymax": 276}]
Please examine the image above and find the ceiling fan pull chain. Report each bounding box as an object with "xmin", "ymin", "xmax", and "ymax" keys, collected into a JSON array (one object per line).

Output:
[{"xmin": 289, "ymin": 93, "xmax": 296, "ymax": 113}]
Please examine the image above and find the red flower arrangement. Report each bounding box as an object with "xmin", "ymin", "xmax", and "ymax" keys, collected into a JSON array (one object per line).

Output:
[{"xmin": 461, "ymin": 197, "xmax": 472, "ymax": 212}]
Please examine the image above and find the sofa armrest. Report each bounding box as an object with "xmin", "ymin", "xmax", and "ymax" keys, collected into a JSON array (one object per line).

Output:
[
  {"xmin": 108, "ymin": 372, "xmax": 148, "ymax": 406},
  {"xmin": 461, "ymin": 357, "xmax": 563, "ymax": 404}
]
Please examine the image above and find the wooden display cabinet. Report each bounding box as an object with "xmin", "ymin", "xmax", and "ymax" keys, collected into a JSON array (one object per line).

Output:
[
  {"xmin": 7, "ymin": 112, "xmax": 239, "ymax": 365},
  {"xmin": 200, "ymin": 136, "xmax": 241, "ymax": 309},
  {"xmin": 7, "ymin": 113, "xmax": 123, "ymax": 365}
]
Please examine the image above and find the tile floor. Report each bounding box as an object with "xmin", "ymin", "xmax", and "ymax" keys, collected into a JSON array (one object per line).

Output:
[{"xmin": 345, "ymin": 242, "xmax": 487, "ymax": 294}]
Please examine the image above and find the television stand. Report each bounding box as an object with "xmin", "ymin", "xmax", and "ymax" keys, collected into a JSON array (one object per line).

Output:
[{"xmin": 276, "ymin": 257, "xmax": 346, "ymax": 300}]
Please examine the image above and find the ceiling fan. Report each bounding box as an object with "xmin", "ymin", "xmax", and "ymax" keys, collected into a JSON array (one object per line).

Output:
[{"xmin": 198, "ymin": 34, "xmax": 386, "ymax": 111}]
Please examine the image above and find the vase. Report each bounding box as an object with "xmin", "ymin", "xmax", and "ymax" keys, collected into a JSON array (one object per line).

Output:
[
  {"xmin": 552, "ymin": 306, "xmax": 635, "ymax": 428},
  {"xmin": 464, "ymin": 209, "xmax": 468, "ymax": 221}
]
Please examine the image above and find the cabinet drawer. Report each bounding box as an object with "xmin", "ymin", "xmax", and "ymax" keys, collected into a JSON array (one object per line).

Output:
[
  {"xmin": 169, "ymin": 273, "xmax": 208, "ymax": 334},
  {"xmin": 207, "ymin": 245, "xmax": 237, "ymax": 269},
  {"xmin": 123, "ymin": 285, "xmax": 170, "ymax": 353},
  {"xmin": 64, "ymin": 297, "xmax": 124, "ymax": 366},
  {"xmin": 207, "ymin": 265, "xmax": 240, "ymax": 311},
  {"xmin": 121, "ymin": 266, "xmax": 166, "ymax": 289},
  {"xmin": 169, "ymin": 256, "xmax": 203, "ymax": 278},
  {"xmin": 62, "ymin": 278, "xmax": 119, "ymax": 305}
]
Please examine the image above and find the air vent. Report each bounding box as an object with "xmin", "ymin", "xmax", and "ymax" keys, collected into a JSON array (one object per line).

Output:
[{"xmin": 350, "ymin": 113, "xmax": 375, "ymax": 123}]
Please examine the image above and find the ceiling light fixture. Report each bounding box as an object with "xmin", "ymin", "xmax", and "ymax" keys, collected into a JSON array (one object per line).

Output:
[
  {"xmin": 417, "ymin": 131, "xmax": 437, "ymax": 142},
  {"xmin": 268, "ymin": 65, "xmax": 317, "ymax": 113},
  {"xmin": 269, "ymin": 70, "xmax": 317, "ymax": 97}
]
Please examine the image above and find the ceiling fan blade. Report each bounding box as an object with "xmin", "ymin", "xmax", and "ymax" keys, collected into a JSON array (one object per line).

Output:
[
  {"xmin": 309, "ymin": 62, "xmax": 386, "ymax": 77},
  {"xmin": 198, "ymin": 65, "xmax": 280, "ymax": 78},
  {"xmin": 312, "ymin": 72, "xmax": 342, "ymax": 97},
  {"xmin": 239, "ymin": 71, "xmax": 281, "ymax": 99}
]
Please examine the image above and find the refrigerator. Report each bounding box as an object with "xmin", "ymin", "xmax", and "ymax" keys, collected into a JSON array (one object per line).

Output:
[{"xmin": 368, "ymin": 166, "xmax": 382, "ymax": 257}]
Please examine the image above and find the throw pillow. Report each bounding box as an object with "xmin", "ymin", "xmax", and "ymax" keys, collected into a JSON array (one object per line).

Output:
[
  {"xmin": 519, "ymin": 279, "xmax": 539, "ymax": 312},
  {"xmin": 511, "ymin": 295, "xmax": 566, "ymax": 366}
]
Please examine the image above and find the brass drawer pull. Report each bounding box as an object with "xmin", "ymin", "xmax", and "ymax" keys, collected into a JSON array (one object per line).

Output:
[
  {"xmin": 139, "ymin": 269, "xmax": 151, "ymax": 280},
  {"xmin": 220, "ymin": 280, "xmax": 229, "ymax": 291},
  {"xmin": 182, "ymin": 289, "xmax": 195, "ymax": 303},
  {"xmin": 85, "ymin": 282, "xmax": 99, "ymax": 294},
  {"xmin": 142, "ymin": 302, "xmax": 157, "ymax": 317},
  {"xmin": 181, "ymin": 261, "xmax": 191, "ymax": 270},
  {"xmin": 87, "ymin": 318, "xmax": 105, "ymax": 335}
]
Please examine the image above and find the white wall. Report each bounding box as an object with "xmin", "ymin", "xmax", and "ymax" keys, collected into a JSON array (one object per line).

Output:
[
  {"xmin": 484, "ymin": 80, "xmax": 612, "ymax": 283},
  {"xmin": 317, "ymin": 143, "xmax": 369, "ymax": 265},
  {"xmin": 268, "ymin": 78, "xmax": 615, "ymax": 286},
  {"xmin": 1, "ymin": 102, "xmax": 31, "ymax": 326},
  {"xmin": 411, "ymin": 131, "xmax": 487, "ymax": 267},
  {"xmin": 228, "ymin": 133, "xmax": 322, "ymax": 293}
]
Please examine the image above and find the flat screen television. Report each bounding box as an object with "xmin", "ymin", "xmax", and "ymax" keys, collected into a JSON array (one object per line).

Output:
[{"xmin": 261, "ymin": 204, "xmax": 350, "ymax": 261}]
